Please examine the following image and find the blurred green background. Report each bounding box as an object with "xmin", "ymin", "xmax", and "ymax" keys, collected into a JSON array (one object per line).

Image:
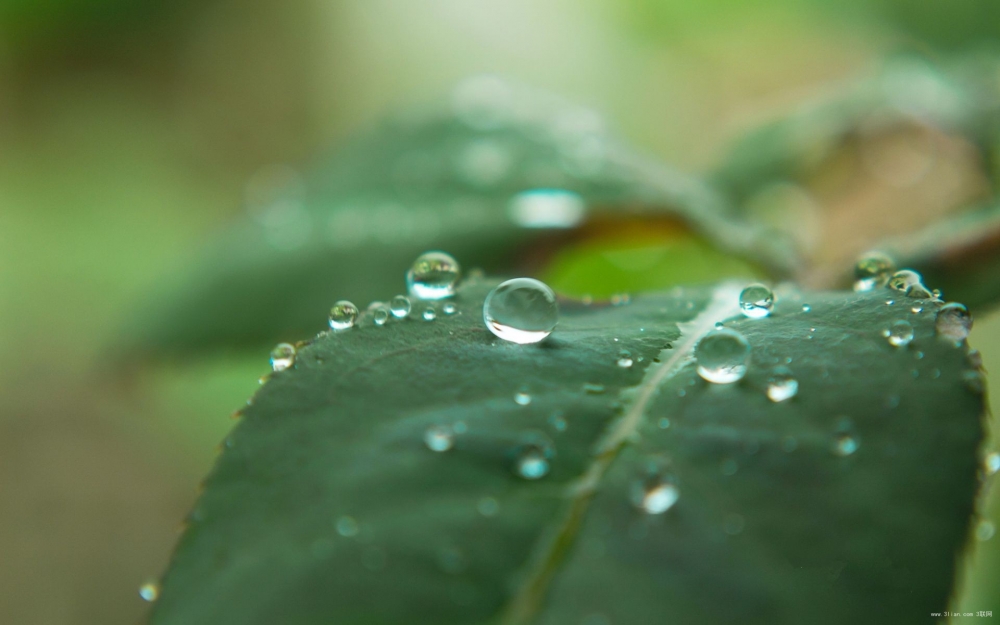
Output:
[{"xmin": 1, "ymin": 1, "xmax": 998, "ymax": 623}]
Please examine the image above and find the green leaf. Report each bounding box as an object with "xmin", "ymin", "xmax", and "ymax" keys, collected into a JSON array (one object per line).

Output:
[
  {"xmin": 150, "ymin": 278, "xmax": 984, "ymax": 625},
  {"xmin": 122, "ymin": 80, "xmax": 795, "ymax": 358}
]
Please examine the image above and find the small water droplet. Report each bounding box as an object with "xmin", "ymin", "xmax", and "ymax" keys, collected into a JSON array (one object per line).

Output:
[
  {"xmin": 372, "ymin": 306, "xmax": 390, "ymax": 326},
  {"xmin": 887, "ymin": 269, "xmax": 932, "ymax": 298},
  {"xmin": 833, "ymin": 435, "xmax": 859, "ymax": 456},
  {"xmin": 583, "ymin": 383, "xmax": 605, "ymax": 395},
  {"xmin": 739, "ymin": 284, "xmax": 774, "ymax": 318},
  {"xmin": 984, "ymin": 452, "xmax": 1000, "ymax": 476},
  {"xmin": 695, "ymin": 328, "xmax": 751, "ymax": 384},
  {"xmin": 390, "ymin": 295, "xmax": 412, "ymax": 319},
  {"xmin": 514, "ymin": 391, "xmax": 532, "ymax": 406},
  {"xmin": 336, "ymin": 515, "xmax": 359, "ymax": 537},
  {"xmin": 507, "ymin": 189, "xmax": 586, "ymax": 228},
  {"xmin": 424, "ymin": 425, "xmax": 454, "ymax": 452},
  {"xmin": 630, "ymin": 465, "xmax": 679, "ymax": 515},
  {"xmin": 270, "ymin": 343, "xmax": 296, "ymax": 371},
  {"xmin": 883, "ymin": 320, "xmax": 914, "ymax": 347},
  {"xmin": 513, "ymin": 435, "xmax": 554, "ymax": 480},
  {"xmin": 617, "ymin": 349, "xmax": 634, "ymax": 368},
  {"xmin": 911, "ymin": 306, "xmax": 922, "ymax": 314},
  {"xmin": 610, "ymin": 293, "xmax": 631, "ymax": 306},
  {"xmin": 484, "ymin": 278, "xmax": 558, "ymax": 344},
  {"xmin": 477, "ymin": 496, "xmax": 499, "ymax": 516},
  {"xmin": 976, "ymin": 520, "xmax": 995, "ymax": 541},
  {"xmin": 936, "ymin": 302, "xmax": 972, "ymax": 343},
  {"xmin": 548, "ymin": 412, "xmax": 567, "ymax": 432},
  {"xmin": 422, "ymin": 307, "xmax": 437, "ymax": 321},
  {"xmin": 658, "ymin": 417, "xmax": 671, "ymax": 429},
  {"xmin": 329, "ymin": 300, "xmax": 359, "ymax": 330},
  {"xmin": 766, "ymin": 367, "xmax": 798, "ymax": 402},
  {"xmin": 407, "ymin": 251, "xmax": 461, "ymax": 300},
  {"xmin": 139, "ymin": 582, "xmax": 160, "ymax": 602},
  {"xmin": 442, "ymin": 302, "xmax": 457, "ymax": 315},
  {"xmin": 853, "ymin": 251, "xmax": 895, "ymax": 291},
  {"xmin": 802, "ymin": 303, "xmax": 811, "ymax": 312}
]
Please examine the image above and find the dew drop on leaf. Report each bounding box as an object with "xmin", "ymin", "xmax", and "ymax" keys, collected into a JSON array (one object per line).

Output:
[
  {"xmin": 630, "ymin": 466, "xmax": 679, "ymax": 515},
  {"xmin": 513, "ymin": 434, "xmax": 554, "ymax": 480},
  {"xmin": 883, "ymin": 320, "xmax": 914, "ymax": 347},
  {"xmin": 976, "ymin": 520, "xmax": 995, "ymax": 542},
  {"xmin": 514, "ymin": 391, "xmax": 532, "ymax": 406},
  {"xmin": 739, "ymin": 283, "xmax": 774, "ymax": 318},
  {"xmin": 617, "ymin": 349, "xmax": 634, "ymax": 368},
  {"xmin": 935, "ymin": 302, "xmax": 972, "ymax": 343},
  {"xmin": 984, "ymin": 452, "xmax": 1000, "ymax": 476},
  {"xmin": 507, "ymin": 188, "xmax": 585, "ymax": 229},
  {"xmin": 422, "ymin": 307, "xmax": 437, "ymax": 321},
  {"xmin": 887, "ymin": 269, "xmax": 932, "ymax": 299},
  {"xmin": 853, "ymin": 251, "xmax": 895, "ymax": 291},
  {"xmin": 390, "ymin": 295, "xmax": 412, "ymax": 319},
  {"xmin": 407, "ymin": 251, "xmax": 461, "ymax": 300},
  {"xmin": 695, "ymin": 328, "xmax": 751, "ymax": 384},
  {"xmin": 329, "ymin": 300, "xmax": 359, "ymax": 330},
  {"xmin": 372, "ymin": 306, "xmax": 390, "ymax": 326},
  {"xmin": 269, "ymin": 343, "xmax": 296, "ymax": 371},
  {"xmin": 766, "ymin": 367, "xmax": 798, "ymax": 402},
  {"xmin": 139, "ymin": 581, "xmax": 160, "ymax": 602},
  {"xmin": 424, "ymin": 425, "xmax": 454, "ymax": 452},
  {"xmin": 442, "ymin": 302, "xmax": 457, "ymax": 315},
  {"xmin": 483, "ymin": 278, "xmax": 558, "ymax": 344}
]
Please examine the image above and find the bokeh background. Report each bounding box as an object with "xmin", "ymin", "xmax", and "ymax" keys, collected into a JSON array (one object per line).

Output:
[{"xmin": 1, "ymin": 0, "xmax": 998, "ymax": 623}]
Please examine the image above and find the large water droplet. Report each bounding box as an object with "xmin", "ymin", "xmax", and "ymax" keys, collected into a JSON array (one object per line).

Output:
[
  {"xmin": 739, "ymin": 284, "xmax": 774, "ymax": 318},
  {"xmin": 484, "ymin": 278, "xmax": 558, "ymax": 344},
  {"xmin": 424, "ymin": 425, "xmax": 454, "ymax": 452},
  {"xmin": 407, "ymin": 251, "xmax": 461, "ymax": 300},
  {"xmin": 513, "ymin": 435, "xmax": 554, "ymax": 480},
  {"xmin": 390, "ymin": 295, "xmax": 412, "ymax": 319},
  {"xmin": 329, "ymin": 300, "xmax": 359, "ymax": 330},
  {"xmin": 767, "ymin": 367, "xmax": 798, "ymax": 402},
  {"xmin": 936, "ymin": 302, "xmax": 972, "ymax": 342},
  {"xmin": 507, "ymin": 189, "xmax": 585, "ymax": 229},
  {"xmin": 270, "ymin": 343, "xmax": 296, "ymax": 371},
  {"xmin": 887, "ymin": 269, "xmax": 932, "ymax": 299},
  {"xmin": 695, "ymin": 328, "xmax": 751, "ymax": 384},
  {"xmin": 853, "ymin": 251, "xmax": 895, "ymax": 291},
  {"xmin": 630, "ymin": 465, "xmax": 679, "ymax": 515},
  {"xmin": 883, "ymin": 320, "xmax": 914, "ymax": 347},
  {"xmin": 139, "ymin": 582, "xmax": 160, "ymax": 602}
]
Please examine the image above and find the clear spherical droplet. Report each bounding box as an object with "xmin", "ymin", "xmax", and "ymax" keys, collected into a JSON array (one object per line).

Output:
[
  {"xmin": 617, "ymin": 349, "xmax": 633, "ymax": 368},
  {"xmin": 372, "ymin": 306, "xmax": 390, "ymax": 326},
  {"xmin": 513, "ymin": 434, "xmax": 554, "ymax": 480},
  {"xmin": 329, "ymin": 300, "xmax": 359, "ymax": 330},
  {"xmin": 407, "ymin": 251, "xmax": 461, "ymax": 300},
  {"xmin": 424, "ymin": 425, "xmax": 454, "ymax": 452},
  {"xmin": 766, "ymin": 367, "xmax": 798, "ymax": 402},
  {"xmin": 739, "ymin": 284, "xmax": 774, "ymax": 318},
  {"xmin": 983, "ymin": 451, "xmax": 999, "ymax": 476},
  {"xmin": 422, "ymin": 307, "xmax": 437, "ymax": 321},
  {"xmin": 269, "ymin": 343, "xmax": 296, "ymax": 371},
  {"xmin": 139, "ymin": 582, "xmax": 160, "ymax": 602},
  {"xmin": 630, "ymin": 464, "xmax": 679, "ymax": 515},
  {"xmin": 514, "ymin": 391, "xmax": 532, "ymax": 406},
  {"xmin": 853, "ymin": 251, "xmax": 895, "ymax": 291},
  {"xmin": 390, "ymin": 295, "xmax": 412, "ymax": 319},
  {"xmin": 833, "ymin": 435, "xmax": 859, "ymax": 456},
  {"xmin": 695, "ymin": 328, "xmax": 751, "ymax": 384},
  {"xmin": 883, "ymin": 320, "xmax": 914, "ymax": 347},
  {"xmin": 936, "ymin": 302, "xmax": 972, "ymax": 343},
  {"xmin": 442, "ymin": 303, "xmax": 457, "ymax": 315},
  {"xmin": 887, "ymin": 269, "xmax": 932, "ymax": 299},
  {"xmin": 484, "ymin": 278, "xmax": 558, "ymax": 344}
]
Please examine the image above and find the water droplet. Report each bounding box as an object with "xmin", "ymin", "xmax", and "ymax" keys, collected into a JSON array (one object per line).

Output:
[
  {"xmin": 617, "ymin": 349, "xmax": 633, "ymax": 368},
  {"xmin": 424, "ymin": 425, "xmax": 454, "ymax": 452},
  {"xmin": 477, "ymin": 496, "xmax": 499, "ymax": 516},
  {"xmin": 513, "ymin": 435, "xmax": 554, "ymax": 480},
  {"xmin": 548, "ymin": 412, "xmax": 567, "ymax": 432},
  {"xmin": 407, "ymin": 251, "xmax": 461, "ymax": 300},
  {"xmin": 514, "ymin": 391, "xmax": 532, "ymax": 406},
  {"xmin": 507, "ymin": 189, "xmax": 585, "ymax": 229},
  {"xmin": 390, "ymin": 295, "xmax": 412, "ymax": 319},
  {"xmin": 483, "ymin": 278, "xmax": 558, "ymax": 344},
  {"xmin": 139, "ymin": 582, "xmax": 160, "ymax": 602},
  {"xmin": 887, "ymin": 269, "xmax": 932, "ymax": 299},
  {"xmin": 422, "ymin": 307, "xmax": 437, "ymax": 321},
  {"xmin": 329, "ymin": 300, "xmax": 359, "ymax": 330},
  {"xmin": 883, "ymin": 320, "xmax": 914, "ymax": 347},
  {"xmin": 658, "ymin": 417, "xmax": 670, "ymax": 429},
  {"xmin": 802, "ymin": 304, "xmax": 811, "ymax": 312},
  {"xmin": 766, "ymin": 367, "xmax": 798, "ymax": 402},
  {"xmin": 270, "ymin": 343, "xmax": 296, "ymax": 371},
  {"xmin": 833, "ymin": 435, "xmax": 859, "ymax": 456},
  {"xmin": 336, "ymin": 515, "xmax": 359, "ymax": 537},
  {"xmin": 739, "ymin": 284, "xmax": 774, "ymax": 318},
  {"xmin": 853, "ymin": 251, "xmax": 895, "ymax": 291},
  {"xmin": 630, "ymin": 466, "xmax": 679, "ymax": 514},
  {"xmin": 964, "ymin": 370, "xmax": 985, "ymax": 394},
  {"xmin": 936, "ymin": 302, "xmax": 972, "ymax": 343},
  {"xmin": 372, "ymin": 306, "xmax": 390, "ymax": 326},
  {"xmin": 976, "ymin": 520, "xmax": 996, "ymax": 541},
  {"xmin": 695, "ymin": 328, "xmax": 751, "ymax": 384},
  {"xmin": 583, "ymin": 383, "xmax": 605, "ymax": 395},
  {"xmin": 442, "ymin": 303, "xmax": 457, "ymax": 315},
  {"xmin": 984, "ymin": 452, "xmax": 1000, "ymax": 476},
  {"xmin": 911, "ymin": 306, "xmax": 922, "ymax": 314}
]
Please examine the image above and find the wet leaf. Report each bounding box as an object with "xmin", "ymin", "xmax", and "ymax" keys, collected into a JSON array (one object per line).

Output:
[{"xmin": 150, "ymin": 278, "xmax": 984, "ymax": 625}]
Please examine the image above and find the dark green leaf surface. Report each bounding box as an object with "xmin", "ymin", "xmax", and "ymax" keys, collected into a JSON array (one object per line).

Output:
[
  {"xmin": 123, "ymin": 80, "xmax": 794, "ymax": 358},
  {"xmin": 151, "ymin": 278, "xmax": 984, "ymax": 625}
]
